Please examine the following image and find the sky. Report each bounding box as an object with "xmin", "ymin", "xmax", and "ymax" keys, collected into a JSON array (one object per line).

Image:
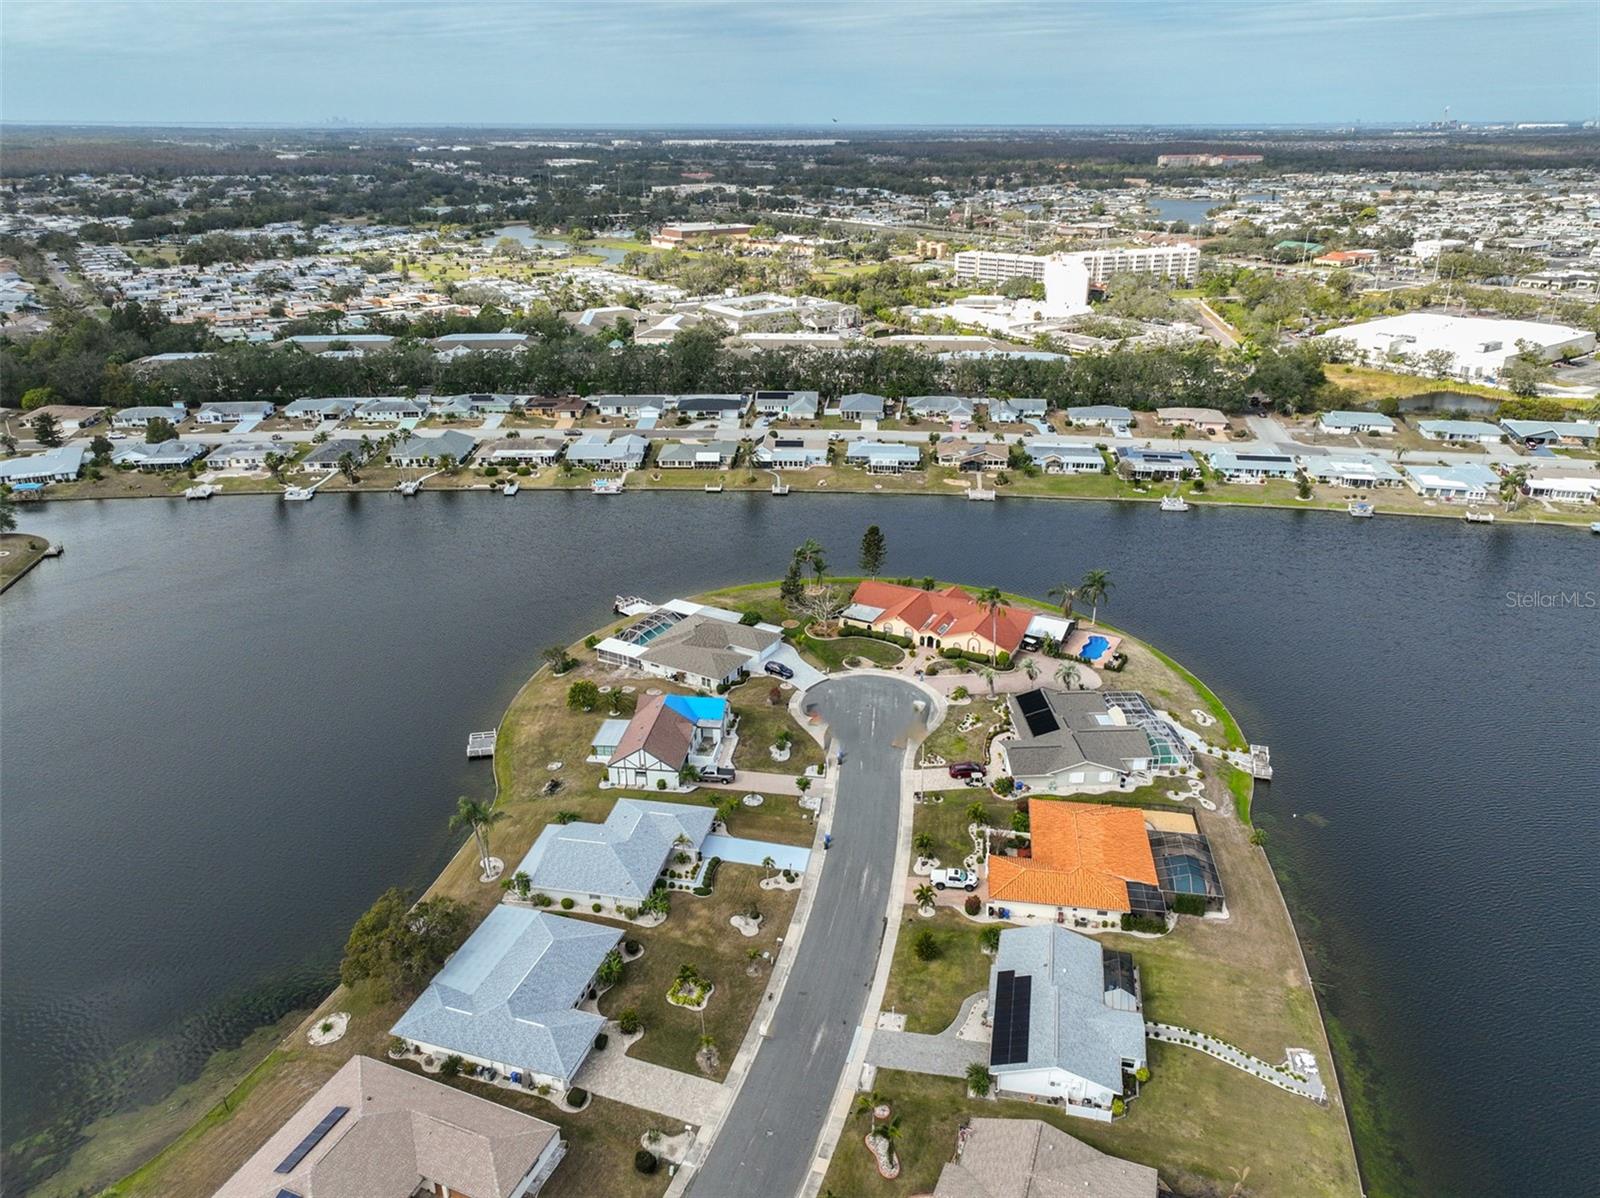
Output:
[{"xmin": 1, "ymin": 0, "xmax": 1596, "ymax": 128}]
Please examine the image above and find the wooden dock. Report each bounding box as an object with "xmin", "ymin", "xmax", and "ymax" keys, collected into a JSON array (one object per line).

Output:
[
  {"xmin": 1248, "ymin": 744, "xmax": 1273, "ymax": 781},
  {"xmin": 467, "ymin": 730, "xmax": 497, "ymax": 759}
]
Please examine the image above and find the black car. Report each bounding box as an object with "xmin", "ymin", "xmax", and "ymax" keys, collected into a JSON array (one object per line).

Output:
[{"xmin": 764, "ymin": 660, "xmax": 795, "ymax": 680}]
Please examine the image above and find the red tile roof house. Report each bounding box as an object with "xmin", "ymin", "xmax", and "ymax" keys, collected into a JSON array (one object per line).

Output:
[{"xmin": 842, "ymin": 580, "xmax": 1032, "ymax": 657}]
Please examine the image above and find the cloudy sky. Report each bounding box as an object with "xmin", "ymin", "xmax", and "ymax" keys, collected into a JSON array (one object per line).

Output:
[{"xmin": 2, "ymin": 0, "xmax": 1595, "ymax": 127}]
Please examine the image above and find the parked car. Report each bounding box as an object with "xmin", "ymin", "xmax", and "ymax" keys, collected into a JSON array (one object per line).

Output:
[
  {"xmin": 948, "ymin": 761, "xmax": 986, "ymax": 780},
  {"xmin": 932, "ymin": 867, "xmax": 978, "ymax": 892},
  {"xmin": 700, "ymin": 766, "xmax": 735, "ymax": 783},
  {"xmin": 764, "ymin": 660, "xmax": 795, "ymax": 680},
  {"xmin": 270, "ymin": 433, "xmax": 284, "ymax": 441}
]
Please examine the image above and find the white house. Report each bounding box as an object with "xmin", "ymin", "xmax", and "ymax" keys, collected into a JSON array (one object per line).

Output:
[
  {"xmin": 111, "ymin": 404, "xmax": 187, "ymax": 430},
  {"xmin": 284, "ymin": 397, "xmax": 359, "ymax": 422},
  {"xmin": 356, "ymin": 397, "xmax": 429, "ymax": 422},
  {"xmin": 598, "ymin": 694, "xmax": 733, "ymax": 791},
  {"xmin": 1416, "ymin": 419, "xmax": 1503, "ymax": 445},
  {"xmin": 754, "ymin": 432, "xmax": 829, "ymax": 469},
  {"xmin": 1317, "ymin": 410, "xmax": 1396, "ymax": 435},
  {"xmin": 1305, "ymin": 454, "xmax": 1404, "ymax": 488},
  {"xmin": 1065, "ymin": 405, "xmax": 1133, "ymax": 436},
  {"xmin": 204, "ymin": 442, "xmax": 271, "ymax": 471},
  {"xmin": 1520, "ymin": 466, "xmax": 1600, "ymax": 504},
  {"xmin": 1404, "ymin": 462, "xmax": 1500, "ymax": 502},
  {"xmin": 0, "ymin": 444, "xmax": 85, "ymax": 485},
  {"xmin": 594, "ymin": 602, "xmax": 784, "ymax": 691},
  {"xmin": 845, "ymin": 441, "xmax": 921, "ymax": 474},
  {"xmin": 1024, "ymin": 440, "xmax": 1104, "ymax": 474},
  {"xmin": 388, "ymin": 430, "xmax": 475, "ymax": 468},
  {"xmin": 1205, "ymin": 450, "xmax": 1298, "ymax": 482},
  {"xmin": 195, "ymin": 401, "xmax": 275, "ymax": 425},
  {"xmin": 986, "ymin": 925, "xmax": 1146, "ymax": 1120}
]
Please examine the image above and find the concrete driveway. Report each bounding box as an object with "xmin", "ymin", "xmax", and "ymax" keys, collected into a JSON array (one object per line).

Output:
[
  {"xmin": 765, "ymin": 643, "xmax": 826, "ymax": 691},
  {"xmin": 688, "ymin": 675, "xmax": 929, "ymax": 1197}
]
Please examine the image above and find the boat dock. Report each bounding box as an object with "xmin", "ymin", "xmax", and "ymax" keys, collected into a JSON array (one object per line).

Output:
[
  {"xmin": 466, "ymin": 730, "xmax": 497, "ymax": 759},
  {"xmin": 1248, "ymin": 744, "xmax": 1273, "ymax": 781}
]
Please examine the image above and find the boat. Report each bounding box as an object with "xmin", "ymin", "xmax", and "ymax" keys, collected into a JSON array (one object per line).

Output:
[
  {"xmin": 183, "ymin": 484, "xmax": 219, "ymax": 500},
  {"xmin": 703, "ymin": 482, "xmax": 724, "ymax": 493},
  {"xmin": 1590, "ymin": 521, "xmax": 1600, "ymax": 534},
  {"xmin": 282, "ymin": 486, "xmax": 314, "ymax": 502},
  {"xmin": 502, "ymin": 480, "xmax": 519, "ymax": 496},
  {"xmin": 1464, "ymin": 509, "xmax": 1495, "ymax": 524},
  {"xmin": 395, "ymin": 479, "xmax": 421, "ymax": 496},
  {"xmin": 1160, "ymin": 494, "xmax": 1190, "ymax": 512},
  {"xmin": 1347, "ymin": 499, "xmax": 1374, "ymax": 518},
  {"xmin": 592, "ymin": 478, "xmax": 623, "ymax": 495}
]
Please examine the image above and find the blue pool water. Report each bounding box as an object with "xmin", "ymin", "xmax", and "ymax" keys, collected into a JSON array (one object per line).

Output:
[{"xmin": 1082, "ymin": 635, "xmax": 1111, "ymax": 660}]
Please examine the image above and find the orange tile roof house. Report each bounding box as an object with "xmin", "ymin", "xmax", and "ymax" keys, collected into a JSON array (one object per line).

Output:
[
  {"xmin": 986, "ymin": 802, "xmax": 1162, "ymax": 920},
  {"xmin": 842, "ymin": 580, "xmax": 1032, "ymax": 657}
]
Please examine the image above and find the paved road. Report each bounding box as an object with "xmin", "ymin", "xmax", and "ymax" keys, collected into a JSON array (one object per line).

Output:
[{"xmin": 688, "ymin": 675, "xmax": 928, "ymax": 1197}]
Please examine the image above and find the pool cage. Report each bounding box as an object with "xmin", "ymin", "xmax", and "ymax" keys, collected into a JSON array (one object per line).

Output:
[{"xmin": 1101, "ymin": 690, "xmax": 1194, "ymax": 769}]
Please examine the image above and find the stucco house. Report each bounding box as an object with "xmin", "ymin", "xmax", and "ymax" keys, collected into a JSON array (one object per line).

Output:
[
  {"xmin": 1318, "ymin": 410, "xmax": 1395, "ymax": 435},
  {"xmin": 1024, "ymin": 440, "xmax": 1104, "ymax": 474},
  {"xmin": 388, "ymin": 430, "xmax": 475, "ymax": 469},
  {"xmin": 843, "ymin": 579, "xmax": 1030, "ymax": 658},
  {"xmin": 195, "ymin": 400, "xmax": 275, "ymax": 425},
  {"xmin": 987, "ymin": 925, "xmax": 1146, "ymax": 1119},
  {"xmin": 997, "ymin": 689, "xmax": 1156, "ymax": 795},
  {"xmin": 512, "ymin": 797, "xmax": 716, "ymax": 912},
  {"xmin": 1065, "ymin": 405, "xmax": 1133, "ymax": 436}
]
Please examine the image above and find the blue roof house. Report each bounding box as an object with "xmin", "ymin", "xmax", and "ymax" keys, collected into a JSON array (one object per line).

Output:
[{"xmin": 391, "ymin": 908, "xmax": 622, "ymax": 1090}]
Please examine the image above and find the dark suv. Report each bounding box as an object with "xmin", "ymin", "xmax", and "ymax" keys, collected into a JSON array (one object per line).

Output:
[{"xmin": 764, "ymin": 660, "xmax": 795, "ymax": 680}]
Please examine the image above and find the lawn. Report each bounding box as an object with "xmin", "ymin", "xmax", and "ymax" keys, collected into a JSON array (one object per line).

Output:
[
  {"xmin": 726, "ymin": 678, "xmax": 826, "ymax": 777},
  {"xmin": 584, "ymin": 863, "xmax": 797, "ymax": 1080},
  {"xmin": 879, "ymin": 910, "xmax": 992, "ymax": 1034},
  {"xmin": 919, "ymin": 695, "xmax": 1009, "ymax": 765},
  {"xmin": 0, "ymin": 532, "xmax": 51, "ymax": 590},
  {"xmin": 798, "ymin": 633, "xmax": 905, "ymax": 670},
  {"xmin": 911, "ymin": 790, "xmax": 1012, "ymax": 868}
]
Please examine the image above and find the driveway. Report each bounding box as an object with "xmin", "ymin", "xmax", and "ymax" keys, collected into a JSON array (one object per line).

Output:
[
  {"xmin": 701, "ymin": 833, "xmax": 810, "ymax": 873},
  {"xmin": 575, "ymin": 1037, "xmax": 728, "ymax": 1123},
  {"xmin": 688, "ymin": 675, "xmax": 929, "ymax": 1197},
  {"xmin": 765, "ymin": 643, "xmax": 826, "ymax": 691}
]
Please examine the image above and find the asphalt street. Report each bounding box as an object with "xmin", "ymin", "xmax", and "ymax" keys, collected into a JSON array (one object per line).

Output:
[{"xmin": 688, "ymin": 674, "xmax": 927, "ymax": 1198}]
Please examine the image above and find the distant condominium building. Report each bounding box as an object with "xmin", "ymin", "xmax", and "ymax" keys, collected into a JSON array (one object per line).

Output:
[
  {"xmin": 953, "ymin": 244, "xmax": 1199, "ymax": 287},
  {"xmin": 1155, "ymin": 153, "xmax": 1264, "ymax": 167}
]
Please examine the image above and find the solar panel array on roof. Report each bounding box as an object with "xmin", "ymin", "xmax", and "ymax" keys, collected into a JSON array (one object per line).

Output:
[
  {"xmin": 1015, "ymin": 690, "xmax": 1059, "ymax": 737},
  {"xmin": 990, "ymin": 970, "xmax": 1033, "ymax": 1066},
  {"xmin": 273, "ymin": 1105, "xmax": 349, "ymax": 1174}
]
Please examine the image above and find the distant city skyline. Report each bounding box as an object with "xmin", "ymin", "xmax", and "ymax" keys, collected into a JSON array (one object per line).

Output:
[{"xmin": 2, "ymin": 0, "xmax": 1596, "ymax": 128}]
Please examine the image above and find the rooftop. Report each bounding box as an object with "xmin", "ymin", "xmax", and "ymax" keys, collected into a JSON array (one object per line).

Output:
[{"xmin": 986, "ymin": 800, "xmax": 1159, "ymax": 913}]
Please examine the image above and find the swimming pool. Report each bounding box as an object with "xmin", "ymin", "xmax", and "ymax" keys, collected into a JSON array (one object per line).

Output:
[{"xmin": 1082, "ymin": 635, "xmax": 1111, "ymax": 661}]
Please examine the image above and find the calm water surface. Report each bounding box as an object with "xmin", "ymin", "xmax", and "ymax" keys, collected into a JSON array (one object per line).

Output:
[{"xmin": 2, "ymin": 494, "xmax": 1596, "ymax": 1194}]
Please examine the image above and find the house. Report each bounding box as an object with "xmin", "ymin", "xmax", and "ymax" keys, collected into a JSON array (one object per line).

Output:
[
  {"xmin": 1205, "ymin": 450, "xmax": 1298, "ymax": 482},
  {"xmin": 388, "ymin": 430, "xmax": 476, "ymax": 468},
  {"xmin": 1499, "ymin": 418, "xmax": 1599, "ymax": 448},
  {"xmin": 111, "ymin": 440, "xmax": 207, "ymax": 470},
  {"xmin": 905, "ymin": 395, "xmax": 976, "ymax": 424},
  {"xmin": 1024, "ymin": 440, "xmax": 1104, "ymax": 474},
  {"xmin": 8, "ymin": 404, "xmax": 103, "ymax": 437},
  {"xmin": 1114, "ymin": 447, "xmax": 1194, "ymax": 481},
  {"xmin": 0, "ymin": 444, "xmax": 84, "ymax": 485},
  {"xmin": 1155, "ymin": 406, "xmax": 1228, "ymax": 435},
  {"xmin": 1520, "ymin": 465, "xmax": 1600, "ymax": 503},
  {"xmin": 1416, "ymin": 419, "xmax": 1503, "ymax": 444},
  {"xmin": 1404, "ymin": 462, "xmax": 1499, "ymax": 502},
  {"xmin": 564, "ymin": 432, "xmax": 648, "ymax": 472},
  {"xmin": 440, "ymin": 393, "xmax": 529, "ymax": 415},
  {"xmin": 751, "ymin": 390, "xmax": 819, "ymax": 420},
  {"xmin": 1318, "ymin": 410, "xmax": 1395, "ymax": 435},
  {"xmin": 195, "ymin": 401, "xmax": 275, "ymax": 425},
  {"xmin": 655, "ymin": 439, "xmax": 739, "ymax": 469},
  {"xmin": 111, "ymin": 404, "xmax": 187, "ymax": 429},
  {"xmin": 391, "ymin": 908, "xmax": 621, "ymax": 1091},
  {"xmin": 591, "ymin": 394, "xmax": 671, "ymax": 419},
  {"xmin": 987, "ymin": 396, "xmax": 1049, "ymax": 424},
  {"xmin": 935, "ymin": 439, "xmax": 1006, "ymax": 471},
  {"xmin": 513, "ymin": 797, "xmax": 717, "ymax": 910},
  {"xmin": 986, "ymin": 925, "xmax": 1146, "ymax": 1120},
  {"xmin": 480, "ymin": 437, "xmax": 565, "ymax": 466},
  {"xmin": 284, "ymin": 397, "xmax": 359, "ymax": 422},
  {"xmin": 842, "ymin": 580, "xmax": 1031, "ymax": 657},
  {"xmin": 595, "ymin": 602, "xmax": 784, "ymax": 691},
  {"xmin": 300, "ymin": 438, "xmax": 369, "ymax": 473},
  {"xmin": 985, "ymin": 801, "xmax": 1161, "ymax": 926},
  {"xmin": 204, "ymin": 442, "xmax": 271, "ymax": 471},
  {"xmin": 934, "ymin": 438, "xmax": 981, "ymax": 467},
  {"xmin": 550, "ymin": 397, "xmax": 592, "ymax": 420},
  {"xmin": 211, "ymin": 1055, "xmax": 567, "ymax": 1198},
  {"xmin": 1305, "ymin": 454, "xmax": 1404, "ymax": 488},
  {"xmin": 931, "ymin": 1117, "xmax": 1158, "ymax": 1198},
  {"xmin": 430, "ymin": 331, "xmax": 530, "ymax": 353},
  {"xmin": 753, "ymin": 431, "xmax": 828, "ymax": 469},
  {"xmin": 673, "ymin": 394, "xmax": 748, "ymax": 420},
  {"xmin": 1065, "ymin": 405, "xmax": 1133, "ymax": 436},
  {"xmin": 844, "ymin": 441, "xmax": 922, "ymax": 473},
  {"xmin": 835, "ymin": 392, "xmax": 888, "ymax": 421},
  {"xmin": 997, "ymin": 689, "xmax": 1156, "ymax": 795},
  {"xmin": 356, "ymin": 397, "xmax": 429, "ymax": 423},
  {"xmin": 599, "ymin": 696, "xmax": 733, "ymax": 789}
]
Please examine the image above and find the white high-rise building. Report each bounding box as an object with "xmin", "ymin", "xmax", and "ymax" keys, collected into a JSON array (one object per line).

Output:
[{"xmin": 953, "ymin": 244, "xmax": 1200, "ymax": 287}]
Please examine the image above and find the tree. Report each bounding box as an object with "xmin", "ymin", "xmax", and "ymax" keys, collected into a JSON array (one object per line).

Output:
[
  {"xmin": 339, "ymin": 887, "xmax": 469, "ymax": 996},
  {"xmin": 1248, "ymin": 827, "xmax": 1268, "ymax": 847},
  {"xmin": 567, "ymin": 680, "xmax": 600, "ymax": 711},
  {"xmin": 1502, "ymin": 341, "xmax": 1553, "ymax": 398},
  {"xmin": 914, "ymin": 883, "xmax": 936, "ymax": 909},
  {"xmin": 876, "ymin": 1114, "xmax": 903, "ymax": 1164},
  {"xmin": 264, "ymin": 451, "xmax": 288, "ymax": 481},
  {"xmin": 0, "ymin": 493, "xmax": 16, "ymax": 533},
  {"xmin": 1078, "ymin": 569, "xmax": 1113, "ymax": 625},
  {"xmin": 89, "ymin": 433, "xmax": 114, "ymax": 464},
  {"xmin": 1498, "ymin": 466, "xmax": 1528, "ymax": 510},
  {"xmin": 144, "ymin": 415, "xmax": 178, "ymax": 444},
  {"xmin": 975, "ymin": 585, "xmax": 1006, "ymax": 664},
  {"xmin": 913, "ymin": 832, "xmax": 935, "ymax": 859},
  {"xmin": 19, "ymin": 386, "xmax": 55, "ymax": 412},
  {"xmin": 965, "ymin": 1061, "xmax": 992, "ymax": 1096},
  {"xmin": 542, "ymin": 645, "xmax": 576, "ymax": 674},
  {"xmin": 853, "ymin": 1089, "xmax": 885, "ymax": 1127},
  {"xmin": 438, "ymin": 453, "xmax": 461, "ymax": 475},
  {"xmin": 30, "ymin": 412, "xmax": 63, "ymax": 447},
  {"xmin": 1021, "ymin": 657, "xmax": 1038, "ymax": 682},
  {"xmin": 858, "ymin": 525, "xmax": 887, "ymax": 577},
  {"xmin": 449, "ymin": 797, "xmax": 507, "ymax": 879},
  {"xmin": 595, "ymin": 949, "xmax": 624, "ymax": 989},
  {"xmin": 913, "ymin": 929, "xmax": 941, "ymax": 960},
  {"xmin": 337, "ymin": 451, "xmax": 360, "ymax": 483},
  {"xmin": 779, "ymin": 556, "xmax": 806, "ymax": 606},
  {"xmin": 1056, "ymin": 661, "xmax": 1081, "ymax": 690},
  {"xmin": 966, "ymin": 801, "xmax": 990, "ymax": 826},
  {"xmin": 793, "ymin": 537, "xmax": 828, "ymax": 585}
]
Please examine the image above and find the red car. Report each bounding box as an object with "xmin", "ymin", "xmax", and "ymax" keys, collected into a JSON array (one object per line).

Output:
[{"xmin": 947, "ymin": 761, "xmax": 986, "ymax": 780}]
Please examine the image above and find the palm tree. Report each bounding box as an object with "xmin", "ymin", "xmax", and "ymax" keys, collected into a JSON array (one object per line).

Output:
[
  {"xmin": 914, "ymin": 883, "xmax": 936, "ymax": 909},
  {"xmin": 449, "ymin": 797, "xmax": 506, "ymax": 879},
  {"xmin": 1078, "ymin": 569, "xmax": 1113, "ymax": 626},
  {"xmin": 794, "ymin": 538, "xmax": 826, "ymax": 586},
  {"xmin": 1498, "ymin": 466, "xmax": 1527, "ymax": 510},
  {"xmin": 337, "ymin": 451, "xmax": 360, "ymax": 483},
  {"xmin": 979, "ymin": 665, "xmax": 996, "ymax": 695},
  {"xmin": 913, "ymin": 832, "xmax": 935, "ymax": 859},
  {"xmin": 1047, "ymin": 582, "xmax": 1077, "ymax": 621},
  {"xmin": 853, "ymin": 1090, "xmax": 885, "ymax": 1128},
  {"xmin": 1021, "ymin": 657, "xmax": 1039, "ymax": 682},
  {"xmin": 1056, "ymin": 661, "xmax": 1081, "ymax": 690},
  {"xmin": 877, "ymin": 1114, "xmax": 903, "ymax": 1165},
  {"xmin": 975, "ymin": 586, "xmax": 1005, "ymax": 664}
]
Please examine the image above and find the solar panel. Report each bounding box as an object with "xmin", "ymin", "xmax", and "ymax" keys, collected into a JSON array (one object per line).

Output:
[
  {"xmin": 990, "ymin": 970, "xmax": 1033, "ymax": 1066},
  {"xmin": 1015, "ymin": 690, "xmax": 1058, "ymax": 737},
  {"xmin": 273, "ymin": 1106, "xmax": 350, "ymax": 1174}
]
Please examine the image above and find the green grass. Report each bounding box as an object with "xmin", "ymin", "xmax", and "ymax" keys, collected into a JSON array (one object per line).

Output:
[
  {"xmin": 911, "ymin": 791, "xmax": 1012, "ymax": 870},
  {"xmin": 1227, "ymin": 766, "xmax": 1254, "ymax": 825},
  {"xmin": 1140, "ymin": 643, "xmax": 1247, "ymax": 749},
  {"xmin": 798, "ymin": 634, "xmax": 905, "ymax": 670},
  {"xmin": 727, "ymin": 679, "xmax": 825, "ymax": 776},
  {"xmin": 879, "ymin": 911, "xmax": 991, "ymax": 1034}
]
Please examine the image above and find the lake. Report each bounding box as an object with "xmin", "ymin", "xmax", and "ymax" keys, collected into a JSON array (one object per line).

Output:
[
  {"xmin": 2, "ymin": 494, "xmax": 1596, "ymax": 1194},
  {"xmin": 1145, "ymin": 192, "xmax": 1273, "ymax": 225},
  {"xmin": 485, "ymin": 225, "xmax": 630, "ymax": 265}
]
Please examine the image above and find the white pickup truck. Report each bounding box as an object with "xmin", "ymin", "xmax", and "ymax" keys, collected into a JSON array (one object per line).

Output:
[{"xmin": 931, "ymin": 867, "xmax": 978, "ymax": 892}]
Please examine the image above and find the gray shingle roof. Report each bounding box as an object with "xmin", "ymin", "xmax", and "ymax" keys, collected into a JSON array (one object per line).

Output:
[
  {"xmin": 989, "ymin": 926, "xmax": 1145, "ymax": 1093},
  {"xmin": 1004, "ymin": 689, "xmax": 1154, "ymax": 777},
  {"xmin": 513, "ymin": 798, "xmax": 715, "ymax": 903},
  {"xmin": 391, "ymin": 908, "xmax": 620, "ymax": 1084},
  {"xmin": 933, "ymin": 1117, "xmax": 1158, "ymax": 1198}
]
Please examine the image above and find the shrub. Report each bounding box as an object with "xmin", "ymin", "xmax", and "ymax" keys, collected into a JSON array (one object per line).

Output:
[
  {"xmin": 484, "ymin": 465, "xmax": 499, "ymax": 477},
  {"xmin": 692, "ymin": 886, "xmax": 712, "ymax": 897},
  {"xmin": 1134, "ymin": 1066, "xmax": 1151, "ymax": 1083},
  {"xmin": 1120, "ymin": 913, "xmax": 1167, "ymax": 934},
  {"xmin": 656, "ymin": 778, "xmax": 668, "ymax": 790},
  {"xmin": 1172, "ymin": 893, "xmax": 1207, "ymax": 917},
  {"xmin": 740, "ymin": 610, "xmax": 763, "ymax": 625},
  {"xmin": 951, "ymin": 685, "xmax": 969, "ymax": 700},
  {"xmin": 618, "ymin": 1008, "xmax": 642, "ymax": 1034},
  {"xmin": 913, "ymin": 929, "xmax": 941, "ymax": 961},
  {"xmin": 634, "ymin": 1149, "xmax": 658, "ymax": 1174},
  {"xmin": 584, "ymin": 634, "xmax": 599, "ymax": 649},
  {"xmin": 592, "ymin": 902, "xmax": 603, "ymax": 912},
  {"xmin": 995, "ymin": 651, "xmax": 1011, "ymax": 669},
  {"xmin": 440, "ymin": 1054, "xmax": 463, "ymax": 1078},
  {"xmin": 1111, "ymin": 1097, "xmax": 1125, "ymax": 1117},
  {"xmin": 565, "ymin": 1087, "xmax": 589, "ymax": 1108},
  {"xmin": 993, "ymin": 776, "xmax": 1015, "ymax": 796},
  {"xmin": 979, "ymin": 926, "xmax": 1002, "ymax": 952},
  {"xmin": 560, "ymin": 897, "xmax": 575, "ymax": 910},
  {"xmin": 594, "ymin": 1032, "xmax": 609, "ymax": 1051},
  {"xmin": 624, "ymin": 938, "xmax": 642, "ymax": 955},
  {"xmin": 964, "ymin": 893, "xmax": 981, "ymax": 916},
  {"xmin": 966, "ymin": 1061, "xmax": 992, "ymax": 1096},
  {"xmin": 517, "ymin": 465, "xmax": 531, "ymax": 476}
]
